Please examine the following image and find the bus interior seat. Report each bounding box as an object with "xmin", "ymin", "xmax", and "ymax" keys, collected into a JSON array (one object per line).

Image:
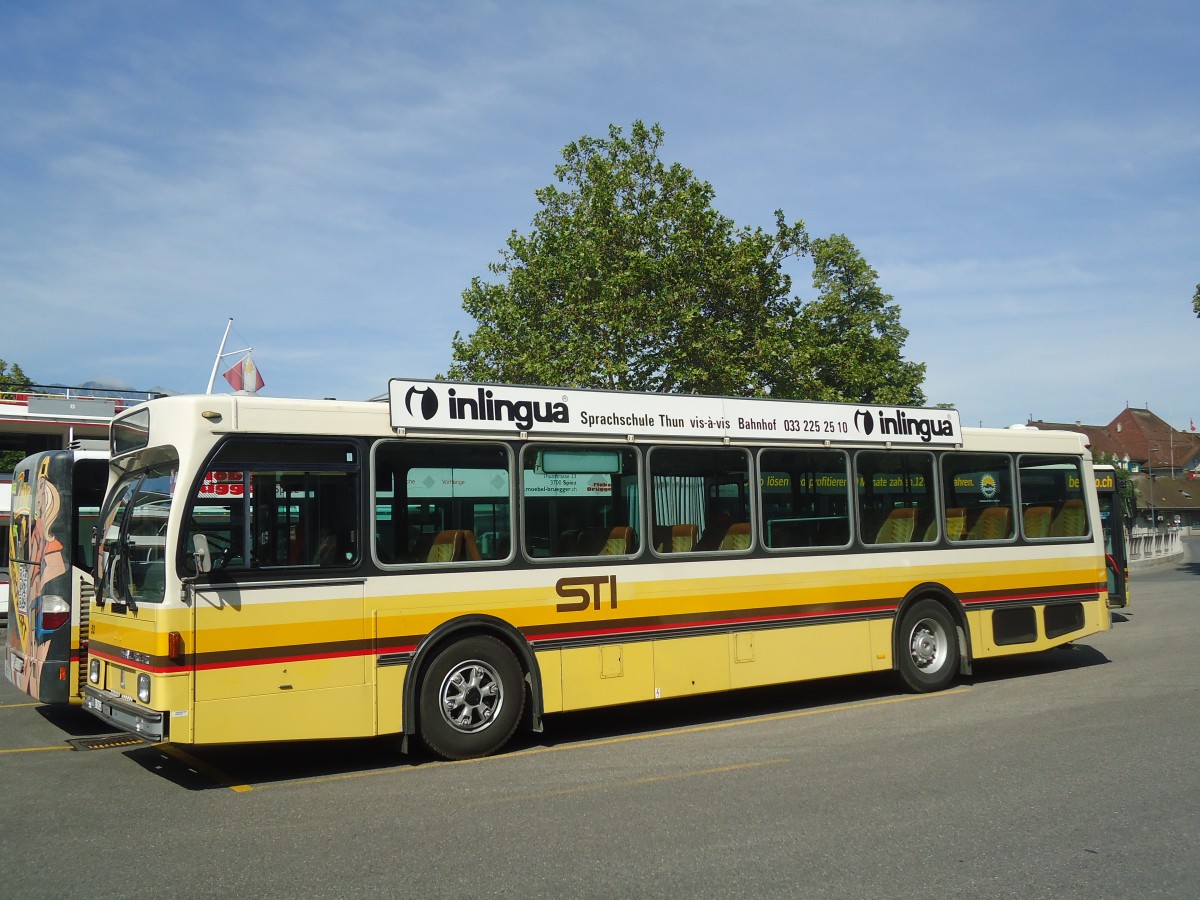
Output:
[
  {"xmin": 572, "ymin": 526, "xmax": 633, "ymax": 556},
  {"xmin": 718, "ymin": 522, "xmax": 752, "ymax": 551},
  {"xmin": 424, "ymin": 529, "xmax": 483, "ymax": 563},
  {"xmin": 1050, "ymin": 499, "xmax": 1086, "ymax": 537},
  {"xmin": 873, "ymin": 508, "xmax": 916, "ymax": 544},
  {"xmin": 427, "ymin": 530, "xmax": 464, "ymax": 563},
  {"xmin": 656, "ymin": 523, "xmax": 698, "ymax": 553},
  {"xmin": 969, "ymin": 506, "xmax": 1012, "ymax": 541},
  {"xmin": 599, "ymin": 526, "xmax": 635, "ymax": 555},
  {"xmin": 669, "ymin": 523, "xmax": 698, "ymax": 553},
  {"xmin": 943, "ymin": 508, "xmax": 968, "ymax": 541},
  {"xmin": 459, "ymin": 529, "xmax": 482, "ymax": 561},
  {"xmin": 1023, "ymin": 505, "xmax": 1054, "ymax": 538}
]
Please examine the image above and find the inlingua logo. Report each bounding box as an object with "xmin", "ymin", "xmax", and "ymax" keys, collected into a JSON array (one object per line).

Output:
[
  {"xmin": 405, "ymin": 386, "xmax": 439, "ymax": 420},
  {"xmin": 854, "ymin": 409, "xmax": 875, "ymax": 436}
]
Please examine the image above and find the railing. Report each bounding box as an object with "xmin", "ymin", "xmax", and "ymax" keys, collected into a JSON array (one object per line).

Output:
[
  {"xmin": 0, "ymin": 383, "xmax": 165, "ymax": 414},
  {"xmin": 1129, "ymin": 529, "xmax": 1183, "ymax": 561}
]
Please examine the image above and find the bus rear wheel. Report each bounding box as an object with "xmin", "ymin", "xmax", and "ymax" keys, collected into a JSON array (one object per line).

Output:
[
  {"xmin": 896, "ymin": 599, "xmax": 959, "ymax": 693},
  {"xmin": 418, "ymin": 636, "xmax": 525, "ymax": 760}
]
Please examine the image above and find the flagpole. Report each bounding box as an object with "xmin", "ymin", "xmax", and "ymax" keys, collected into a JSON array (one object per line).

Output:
[{"xmin": 206, "ymin": 318, "xmax": 234, "ymax": 394}]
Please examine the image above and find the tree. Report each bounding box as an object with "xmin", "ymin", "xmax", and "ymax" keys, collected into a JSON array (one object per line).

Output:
[
  {"xmin": 1, "ymin": 359, "xmax": 33, "ymax": 471},
  {"xmin": 1192, "ymin": 283, "xmax": 1199, "ymax": 318},
  {"xmin": 448, "ymin": 121, "xmax": 925, "ymax": 405},
  {"xmin": 782, "ymin": 234, "xmax": 926, "ymax": 405},
  {"xmin": 448, "ymin": 121, "xmax": 810, "ymax": 396},
  {"xmin": 0, "ymin": 358, "xmax": 32, "ymax": 396}
]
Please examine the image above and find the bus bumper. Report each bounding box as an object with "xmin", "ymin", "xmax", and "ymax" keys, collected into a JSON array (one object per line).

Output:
[{"xmin": 83, "ymin": 687, "xmax": 167, "ymax": 742}]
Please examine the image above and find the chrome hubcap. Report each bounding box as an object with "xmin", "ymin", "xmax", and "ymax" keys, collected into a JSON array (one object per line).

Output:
[
  {"xmin": 909, "ymin": 618, "xmax": 948, "ymax": 673},
  {"xmin": 439, "ymin": 659, "xmax": 504, "ymax": 733}
]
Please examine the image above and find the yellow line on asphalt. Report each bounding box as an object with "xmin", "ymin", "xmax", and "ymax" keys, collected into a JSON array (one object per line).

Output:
[
  {"xmin": 484, "ymin": 757, "xmax": 792, "ymax": 806},
  {"xmin": 0, "ymin": 702, "xmax": 42, "ymax": 709},
  {"xmin": 156, "ymin": 744, "xmax": 255, "ymax": 793},
  {"xmin": 255, "ymin": 687, "xmax": 971, "ymax": 791},
  {"xmin": 0, "ymin": 744, "xmax": 73, "ymax": 754}
]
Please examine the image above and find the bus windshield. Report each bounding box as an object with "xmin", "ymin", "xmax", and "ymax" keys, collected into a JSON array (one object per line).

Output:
[{"xmin": 97, "ymin": 464, "xmax": 177, "ymax": 606}]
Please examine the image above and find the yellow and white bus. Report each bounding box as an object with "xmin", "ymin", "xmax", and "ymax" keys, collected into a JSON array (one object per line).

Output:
[{"xmin": 82, "ymin": 381, "xmax": 1109, "ymax": 759}]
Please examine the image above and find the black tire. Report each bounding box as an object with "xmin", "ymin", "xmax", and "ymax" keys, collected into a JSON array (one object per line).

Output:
[
  {"xmin": 896, "ymin": 599, "xmax": 959, "ymax": 693},
  {"xmin": 418, "ymin": 635, "xmax": 525, "ymax": 760}
]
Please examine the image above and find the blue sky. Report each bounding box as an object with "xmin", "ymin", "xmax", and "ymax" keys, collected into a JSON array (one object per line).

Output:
[{"xmin": 3, "ymin": 1, "xmax": 1197, "ymax": 430}]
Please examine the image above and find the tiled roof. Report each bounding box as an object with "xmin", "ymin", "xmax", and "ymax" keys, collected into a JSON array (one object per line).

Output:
[{"xmin": 1028, "ymin": 408, "xmax": 1200, "ymax": 470}]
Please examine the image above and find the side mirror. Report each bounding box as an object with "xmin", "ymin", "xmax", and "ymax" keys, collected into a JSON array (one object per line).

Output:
[{"xmin": 192, "ymin": 534, "xmax": 212, "ymax": 574}]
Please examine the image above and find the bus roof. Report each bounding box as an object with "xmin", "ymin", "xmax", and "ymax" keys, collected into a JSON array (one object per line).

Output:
[{"xmin": 110, "ymin": 386, "xmax": 1090, "ymax": 457}]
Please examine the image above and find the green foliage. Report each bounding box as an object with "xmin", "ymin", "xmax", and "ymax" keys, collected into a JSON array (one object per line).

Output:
[
  {"xmin": 0, "ymin": 358, "xmax": 32, "ymax": 395},
  {"xmin": 1094, "ymin": 452, "xmax": 1137, "ymax": 509},
  {"xmin": 782, "ymin": 234, "xmax": 926, "ymax": 405},
  {"xmin": 449, "ymin": 121, "xmax": 925, "ymax": 404},
  {"xmin": 0, "ymin": 359, "xmax": 33, "ymax": 471}
]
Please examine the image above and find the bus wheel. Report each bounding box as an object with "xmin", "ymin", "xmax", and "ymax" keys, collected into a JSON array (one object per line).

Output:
[
  {"xmin": 896, "ymin": 599, "xmax": 959, "ymax": 693},
  {"xmin": 418, "ymin": 636, "xmax": 525, "ymax": 760}
]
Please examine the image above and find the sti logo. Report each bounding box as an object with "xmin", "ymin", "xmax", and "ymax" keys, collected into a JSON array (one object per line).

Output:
[
  {"xmin": 405, "ymin": 386, "xmax": 439, "ymax": 420},
  {"xmin": 854, "ymin": 409, "xmax": 875, "ymax": 436}
]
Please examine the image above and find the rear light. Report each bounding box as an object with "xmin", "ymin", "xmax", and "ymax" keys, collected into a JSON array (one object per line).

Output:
[
  {"xmin": 38, "ymin": 595, "xmax": 70, "ymax": 633},
  {"xmin": 137, "ymin": 673, "xmax": 151, "ymax": 703},
  {"xmin": 89, "ymin": 659, "xmax": 101, "ymax": 684}
]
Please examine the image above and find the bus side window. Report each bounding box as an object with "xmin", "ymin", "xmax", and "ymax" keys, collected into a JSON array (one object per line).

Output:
[
  {"xmin": 374, "ymin": 440, "xmax": 512, "ymax": 565},
  {"xmin": 522, "ymin": 445, "xmax": 641, "ymax": 560},
  {"xmin": 856, "ymin": 451, "xmax": 937, "ymax": 546},
  {"xmin": 649, "ymin": 446, "xmax": 752, "ymax": 555},
  {"xmin": 939, "ymin": 453, "xmax": 1016, "ymax": 543}
]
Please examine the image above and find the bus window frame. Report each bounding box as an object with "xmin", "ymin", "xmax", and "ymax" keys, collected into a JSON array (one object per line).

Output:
[
  {"xmin": 755, "ymin": 447, "xmax": 853, "ymax": 554},
  {"xmin": 370, "ymin": 437, "xmax": 515, "ymax": 569},
  {"xmin": 853, "ymin": 449, "xmax": 940, "ymax": 548},
  {"xmin": 647, "ymin": 444, "xmax": 756, "ymax": 558},
  {"xmin": 520, "ymin": 441, "xmax": 644, "ymax": 563},
  {"xmin": 1016, "ymin": 454, "xmax": 1092, "ymax": 543},
  {"xmin": 180, "ymin": 436, "xmax": 362, "ymax": 580}
]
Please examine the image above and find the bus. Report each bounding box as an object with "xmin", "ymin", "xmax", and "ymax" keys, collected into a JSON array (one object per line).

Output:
[
  {"xmin": 82, "ymin": 382, "xmax": 1111, "ymax": 759},
  {"xmin": 1, "ymin": 474, "xmax": 10, "ymax": 625},
  {"xmin": 1094, "ymin": 464, "xmax": 1130, "ymax": 608},
  {"xmin": 5, "ymin": 449, "xmax": 108, "ymax": 703}
]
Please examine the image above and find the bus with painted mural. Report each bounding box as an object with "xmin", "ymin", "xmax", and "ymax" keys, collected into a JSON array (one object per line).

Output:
[
  {"xmin": 1094, "ymin": 464, "xmax": 1130, "ymax": 608},
  {"xmin": 1, "ymin": 474, "xmax": 11, "ymax": 625},
  {"xmin": 5, "ymin": 449, "xmax": 108, "ymax": 703},
  {"xmin": 82, "ymin": 382, "xmax": 1111, "ymax": 759}
]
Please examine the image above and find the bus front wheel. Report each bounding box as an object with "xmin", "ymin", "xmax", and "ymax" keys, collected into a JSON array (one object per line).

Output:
[
  {"xmin": 418, "ymin": 636, "xmax": 525, "ymax": 760},
  {"xmin": 896, "ymin": 599, "xmax": 959, "ymax": 693}
]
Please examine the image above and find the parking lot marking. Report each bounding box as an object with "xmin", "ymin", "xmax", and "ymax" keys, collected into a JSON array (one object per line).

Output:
[
  {"xmin": 0, "ymin": 745, "xmax": 73, "ymax": 754},
  {"xmin": 0, "ymin": 702, "xmax": 42, "ymax": 709}
]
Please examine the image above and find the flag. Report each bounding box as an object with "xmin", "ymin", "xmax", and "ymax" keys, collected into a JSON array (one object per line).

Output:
[
  {"xmin": 1191, "ymin": 419, "xmax": 1196, "ymax": 432},
  {"xmin": 222, "ymin": 353, "xmax": 265, "ymax": 393}
]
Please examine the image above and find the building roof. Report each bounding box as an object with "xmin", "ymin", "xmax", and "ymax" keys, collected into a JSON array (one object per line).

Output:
[
  {"xmin": 1029, "ymin": 407, "xmax": 1200, "ymax": 472},
  {"xmin": 1133, "ymin": 473, "xmax": 1200, "ymax": 515}
]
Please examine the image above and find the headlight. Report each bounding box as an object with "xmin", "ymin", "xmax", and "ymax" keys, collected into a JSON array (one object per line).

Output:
[
  {"xmin": 137, "ymin": 673, "xmax": 151, "ymax": 704},
  {"xmin": 89, "ymin": 659, "xmax": 101, "ymax": 684}
]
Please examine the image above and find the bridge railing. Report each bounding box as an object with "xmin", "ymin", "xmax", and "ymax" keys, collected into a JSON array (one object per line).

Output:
[{"xmin": 1129, "ymin": 529, "xmax": 1183, "ymax": 561}]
